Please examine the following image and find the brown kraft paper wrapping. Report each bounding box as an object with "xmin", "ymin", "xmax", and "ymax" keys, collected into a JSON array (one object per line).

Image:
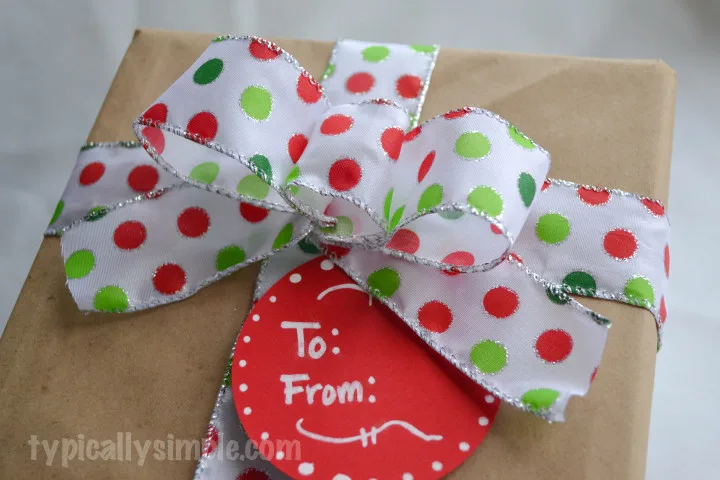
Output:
[{"xmin": 0, "ymin": 29, "xmax": 676, "ymax": 479}]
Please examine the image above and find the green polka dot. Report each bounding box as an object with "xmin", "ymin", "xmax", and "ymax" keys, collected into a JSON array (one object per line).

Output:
[
  {"xmin": 521, "ymin": 388, "xmax": 560, "ymax": 410},
  {"xmin": 249, "ymin": 154, "xmax": 272, "ymax": 182},
  {"xmin": 193, "ymin": 58, "xmax": 224, "ymax": 85},
  {"xmin": 298, "ymin": 237, "xmax": 321, "ymax": 254},
  {"xmin": 563, "ymin": 271, "xmax": 597, "ymax": 293},
  {"xmin": 508, "ymin": 125, "xmax": 535, "ymax": 149},
  {"xmin": 625, "ymin": 276, "xmax": 655, "ymax": 306},
  {"xmin": 536, "ymin": 213, "xmax": 570, "ymax": 244},
  {"xmin": 546, "ymin": 286, "xmax": 570, "ymax": 305},
  {"xmin": 411, "ymin": 45, "xmax": 436, "ymax": 53},
  {"xmin": 49, "ymin": 200, "xmax": 64, "ymax": 225},
  {"xmin": 272, "ymin": 223, "xmax": 293, "ymax": 249},
  {"xmin": 93, "ymin": 286, "xmax": 129, "ymax": 313},
  {"xmin": 216, "ymin": 245, "xmax": 246, "ymax": 271},
  {"xmin": 362, "ymin": 45, "xmax": 390, "ymax": 62},
  {"xmin": 367, "ymin": 268, "xmax": 400, "ymax": 298},
  {"xmin": 85, "ymin": 206, "xmax": 107, "ymax": 222},
  {"xmin": 190, "ymin": 162, "xmax": 220, "ymax": 184},
  {"xmin": 518, "ymin": 173, "xmax": 536, "ymax": 207},
  {"xmin": 455, "ymin": 132, "xmax": 491, "ymax": 159},
  {"xmin": 285, "ymin": 165, "xmax": 300, "ymax": 185},
  {"xmin": 237, "ymin": 175, "xmax": 269, "ymax": 199},
  {"xmin": 65, "ymin": 250, "xmax": 95, "ymax": 279},
  {"xmin": 321, "ymin": 63, "xmax": 335, "ymax": 81},
  {"xmin": 321, "ymin": 216, "xmax": 354, "ymax": 236},
  {"xmin": 438, "ymin": 210, "xmax": 465, "ymax": 220},
  {"xmin": 467, "ymin": 186, "xmax": 503, "ymax": 218},
  {"xmin": 408, "ymin": 112, "xmax": 417, "ymax": 128},
  {"xmin": 240, "ymin": 86, "xmax": 273, "ymax": 121},
  {"xmin": 390, "ymin": 206, "xmax": 405, "ymax": 230},
  {"xmin": 384, "ymin": 188, "xmax": 394, "ymax": 221},
  {"xmin": 417, "ymin": 184, "xmax": 443, "ymax": 213},
  {"xmin": 470, "ymin": 340, "xmax": 507, "ymax": 374},
  {"xmin": 285, "ymin": 166, "xmax": 300, "ymax": 195}
]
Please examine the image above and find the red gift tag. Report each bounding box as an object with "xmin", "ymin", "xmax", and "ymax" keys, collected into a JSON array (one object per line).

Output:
[{"xmin": 233, "ymin": 257, "xmax": 498, "ymax": 479}]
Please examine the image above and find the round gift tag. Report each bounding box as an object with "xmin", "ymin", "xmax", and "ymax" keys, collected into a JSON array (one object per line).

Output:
[{"xmin": 233, "ymin": 257, "xmax": 498, "ymax": 479}]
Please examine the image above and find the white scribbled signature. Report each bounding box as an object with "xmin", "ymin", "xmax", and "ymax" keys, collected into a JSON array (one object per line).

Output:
[{"xmin": 296, "ymin": 418, "xmax": 442, "ymax": 447}]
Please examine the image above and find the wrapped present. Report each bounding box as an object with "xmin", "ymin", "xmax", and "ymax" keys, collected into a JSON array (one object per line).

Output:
[{"xmin": 0, "ymin": 29, "xmax": 674, "ymax": 480}]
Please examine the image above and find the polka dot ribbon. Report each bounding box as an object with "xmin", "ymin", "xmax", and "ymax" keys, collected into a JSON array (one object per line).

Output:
[{"xmin": 49, "ymin": 37, "xmax": 670, "ymax": 423}]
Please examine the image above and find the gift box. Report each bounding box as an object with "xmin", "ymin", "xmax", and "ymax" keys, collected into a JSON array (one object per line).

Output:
[{"xmin": 0, "ymin": 28, "xmax": 675, "ymax": 480}]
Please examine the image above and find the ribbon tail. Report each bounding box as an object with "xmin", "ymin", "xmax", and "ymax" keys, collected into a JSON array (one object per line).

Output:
[
  {"xmin": 513, "ymin": 179, "xmax": 670, "ymax": 346},
  {"xmin": 45, "ymin": 143, "xmax": 180, "ymax": 235},
  {"xmin": 330, "ymin": 247, "xmax": 609, "ymax": 421},
  {"xmin": 60, "ymin": 184, "xmax": 311, "ymax": 312}
]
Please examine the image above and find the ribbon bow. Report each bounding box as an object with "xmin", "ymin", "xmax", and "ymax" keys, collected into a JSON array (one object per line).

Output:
[{"xmin": 50, "ymin": 37, "xmax": 670, "ymax": 422}]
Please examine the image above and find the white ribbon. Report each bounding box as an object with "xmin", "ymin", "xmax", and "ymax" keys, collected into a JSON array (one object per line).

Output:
[{"xmin": 49, "ymin": 37, "xmax": 670, "ymax": 422}]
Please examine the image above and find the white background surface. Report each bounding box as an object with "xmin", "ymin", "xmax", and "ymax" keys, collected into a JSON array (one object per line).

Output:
[{"xmin": 1, "ymin": 1, "xmax": 718, "ymax": 478}]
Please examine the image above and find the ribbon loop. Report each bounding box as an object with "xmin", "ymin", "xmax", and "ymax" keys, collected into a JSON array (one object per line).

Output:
[{"xmin": 135, "ymin": 37, "xmax": 329, "ymax": 209}]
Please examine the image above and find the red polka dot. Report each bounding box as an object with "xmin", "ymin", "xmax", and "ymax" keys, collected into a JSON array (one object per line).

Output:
[
  {"xmin": 79, "ymin": 162, "xmax": 105, "ymax": 186},
  {"xmin": 113, "ymin": 221, "xmax": 147, "ymax": 250},
  {"xmin": 187, "ymin": 112, "xmax": 218, "ymax": 142},
  {"xmin": 177, "ymin": 207, "xmax": 210, "ymax": 237},
  {"xmin": 381, "ymin": 127, "xmax": 404, "ymax": 161},
  {"xmin": 322, "ymin": 244, "xmax": 351, "ymax": 260},
  {"xmin": 508, "ymin": 253, "xmax": 523, "ymax": 263},
  {"xmin": 142, "ymin": 103, "xmax": 168, "ymax": 124},
  {"xmin": 396, "ymin": 75, "xmax": 422, "ymax": 99},
  {"xmin": 288, "ymin": 134, "xmax": 308, "ymax": 164},
  {"xmin": 236, "ymin": 468, "xmax": 271, "ymax": 480},
  {"xmin": 249, "ymin": 39, "xmax": 280, "ymax": 60},
  {"xmin": 328, "ymin": 158, "xmax": 362, "ymax": 191},
  {"xmin": 417, "ymin": 151, "xmax": 435, "ymax": 182},
  {"xmin": 418, "ymin": 301, "xmax": 453, "ymax": 333},
  {"xmin": 203, "ymin": 425, "xmax": 219, "ymax": 456},
  {"xmin": 535, "ymin": 329, "xmax": 573, "ymax": 363},
  {"xmin": 541, "ymin": 179, "xmax": 551, "ymax": 191},
  {"xmin": 443, "ymin": 107, "xmax": 472, "ymax": 120},
  {"xmin": 641, "ymin": 198, "xmax": 665, "ymax": 216},
  {"xmin": 490, "ymin": 224, "xmax": 503, "ymax": 235},
  {"xmin": 404, "ymin": 125, "xmax": 422, "ymax": 143},
  {"xmin": 442, "ymin": 251, "xmax": 474, "ymax": 276},
  {"xmin": 127, "ymin": 165, "xmax": 159, "ymax": 193},
  {"xmin": 142, "ymin": 126, "xmax": 165, "ymax": 154},
  {"xmin": 297, "ymin": 73, "xmax": 322, "ymax": 104},
  {"xmin": 346, "ymin": 72, "xmax": 375, "ymax": 94},
  {"xmin": 591, "ymin": 367, "xmax": 599, "ymax": 383},
  {"xmin": 664, "ymin": 244, "xmax": 670, "ymax": 278},
  {"xmin": 659, "ymin": 297, "xmax": 667, "ymax": 323},
  {"xmin": 320, "ymin": 114, "xmax": 354, "ymax": 135},
  {"xmin": 387, "ymin": 228, "xmax": 420, "ymax": 254},
  {"xmin": 578, "ymin": 186, "xmax": 610, "ymax": 206},
  {"xmin": 153, "ymin": 263, "xmax": 186, "ymax": 295},
  {"xmin": 603, "ymin": 229, "xmax": 637, "ymax": 260},
  {"xmin": 483, "ymin": 286, "xmax": 519, "ymax": 318},
  {"xmin": 239, "ymin": 202, "xmax": 269, "ymax": 223}
]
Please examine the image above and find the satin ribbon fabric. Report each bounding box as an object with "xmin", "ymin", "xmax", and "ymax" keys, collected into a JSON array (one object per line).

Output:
[{"xmin": 49, "ymin": 37, "xmax": 669, "ymax": 422}]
